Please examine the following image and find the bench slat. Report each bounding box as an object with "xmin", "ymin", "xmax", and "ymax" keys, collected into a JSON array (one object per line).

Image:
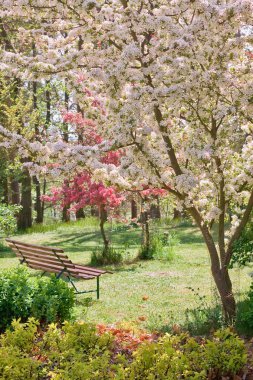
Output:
[
  {"xmin": 6, "ymin": 238, "xmax": 64, "ymax": 253},
  {"xmin": 8, "ymin": 243, "xmax": 69, "ymax": 260},
  {"xmin": 28, "ymin": 264, "xmax": 94, "ymax": 280},
  {"xmin": 13, "ymin": 249, "xmax": 75, "ymax": 269},
  {"xmin": 74, "ymin": 264, "xmax": 107, "ymax": 275},
  {"xmin": 10, "ymin": 245, "xmax": 74, "ymax": 264},
  {"xmin": 24, "ymin": 259, "xmax": 95, "ymax": 279}
]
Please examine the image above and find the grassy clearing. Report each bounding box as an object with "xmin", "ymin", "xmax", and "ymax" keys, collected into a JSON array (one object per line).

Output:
[{"xmin": 0, "ymin": 219, "xmax": 251, "ymax": 331}]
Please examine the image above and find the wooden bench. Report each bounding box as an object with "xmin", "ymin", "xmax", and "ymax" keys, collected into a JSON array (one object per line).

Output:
[{"xmin": 6, "ymin": 238, "xmax": 110, "ymax": 299}]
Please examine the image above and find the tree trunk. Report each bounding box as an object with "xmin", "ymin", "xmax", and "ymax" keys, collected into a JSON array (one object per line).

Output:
[
  {"xmin": 62, "ymin": 206, "xmax": 70, "ymax": 222},
  {"xmin": 150, "ymin": 196, "xmax": 161, "ymax": 219},
  {"xmin": 173, "ymin": 208, "xmax": 182, "ymax": 219},
  {"xmin": 10, "ymin": 177, "xmax": 20, "ymax": 205},
  {"xmin": 131, "ymin": 199, "xmax": 138, "ymax": 219},
  {"xmin": 99, "ymin": 204, "xmax": 109, "ymax": 255},
  {"xmin": 76, "ymin": 208, "xmax": 85, "ymax": 219},
  {"xmin": 211, "ymin": 265, "xmax": 236, "ymax": 323},
  {"xmin": 33, "ymin": 176, "xmax": 43, "ymax": 223},
  {"xmin": 17, "ymin": 168, "xmax": 32, "ymax": 230},
  {"xmin": 141, "ymin": 210, "xmax": 150, "ymax": 250},
  {"xmin": 3, "ymin": 177, "xmax": 9, "ymax": 204},
  {"xmin": 200, "ymin": 222, "xmax": 236, "ymax": 323},
  {"xmin": 188, "ymin": 207, "xmax": 236, "ymax": 323}
]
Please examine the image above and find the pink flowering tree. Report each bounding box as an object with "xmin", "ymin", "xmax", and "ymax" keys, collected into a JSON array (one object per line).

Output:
[
  {"xmin": 42, "ymin": 105, "xmax": 124, "ymax": 257},
  {"xmin": 43, "ymin": 172, "xmax": 124, "ymax": 256},
  {"xmin": 0, "ymin": 0, "xmax": 253, "ymax": 321}
]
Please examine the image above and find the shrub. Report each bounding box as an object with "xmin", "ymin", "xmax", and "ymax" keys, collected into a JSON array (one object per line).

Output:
[
  {"xmin": 0, "ymin": 319, "xmax": 41, "ymax": 380},
  {"xmin": 230, "ymin": 220, "xmax": 253, "ymax": 267},
  {"xmin": 236, "ymin": 281, "xmax": 253, "ymax": 335},
  {"xmin": 0, "ymin": 204, "xmax": 21, "ymax": 237},
  {"xmin": 138, "ymin": 232, "xmax": 178, "ymax": 261},
  {"xmin": 0, "ymin": 267, "xmax": 34, "ymax": 331},
  {"xmin": 31, "ymin": 276, "xmax": 75, "ymax": 323},
  {"xmin": 0, "ymin": 320, "xmax": 247, "ymax": 380},
  {"xmin": 204, "ymin": 329, "xmax": 247, "ymax": 378},
  {"xmin": 0, "ymin": 267, "xmax": 75, "ymax": 331},
  {"xmin": 91, "ymin": 246, "xmax": 123, "ymax": 266}
]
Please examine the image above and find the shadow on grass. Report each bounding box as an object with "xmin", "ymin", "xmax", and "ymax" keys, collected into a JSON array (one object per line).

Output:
[
  {"xmin": 0, "ymin": 244, "xmax": 15, "ymax": 258},
  {"xmin": 176, "ymin": 228, "xmax": 204, "ymax": 245}
]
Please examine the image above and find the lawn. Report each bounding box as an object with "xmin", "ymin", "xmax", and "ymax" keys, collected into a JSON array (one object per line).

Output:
[{"xmin": 0, "ymin": 219, "xmax": 251, "ymax": 331}]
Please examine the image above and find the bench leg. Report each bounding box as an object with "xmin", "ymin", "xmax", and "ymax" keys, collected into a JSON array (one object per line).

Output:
[{"xmin": 97, "ymin": 276, "xmax": 100, "ymax": 300}]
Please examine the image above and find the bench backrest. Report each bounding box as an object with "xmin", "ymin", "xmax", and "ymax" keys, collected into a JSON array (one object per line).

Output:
[{"xmin": 6, "ymin": 238, "xmax": 78, "ymax": 277}]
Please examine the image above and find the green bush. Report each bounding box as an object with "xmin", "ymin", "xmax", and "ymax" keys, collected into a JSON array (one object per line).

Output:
[
  {"xmin": 0, "ymin": 204, "xmax": 21, "ymax": 237},
  {"xmin": 31, "ymin": 276, "xmax": 75, "ymax": 323},
  {"xmin": 0, "ymin": 320, "xmax": 247, "ymax": 380},
  {"xmin": 91, "ymin": 246, "xmax": 123, "ymax": 266},
  {"xmin": 204, "ymin": 329, "xmax": 247, "ymax": 378},
  {"xmin": 138, "ymin": 232, "xmax": 178, "ymax": 261},
  {"xmin": 231, "ymin": 220, "xmax": 253, "ymax": 267},
  {"xmin": 124, "ymin": 330, "xmax": 246, "ymax": 380},
  {"xmin": 0, "ymin": 319, "xmax": 41, "ymax": 380},
  {"xmin": 236, "ymin": 281, "xmax": 253, "ymax": 335},
  {"xmin": 0, "ymin": 267, "xmax": 75, "ymax": 331}
]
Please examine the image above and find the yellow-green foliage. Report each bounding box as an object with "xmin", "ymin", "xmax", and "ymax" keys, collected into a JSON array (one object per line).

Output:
[{"xmin": 0, "ymin": 320, "xmax": 247, "ymax": 380}]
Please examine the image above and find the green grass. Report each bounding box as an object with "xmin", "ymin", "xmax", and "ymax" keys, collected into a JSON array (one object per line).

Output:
[{"xmin": 0, "ymin": 219, "xmax": 251, "ymax": 331}]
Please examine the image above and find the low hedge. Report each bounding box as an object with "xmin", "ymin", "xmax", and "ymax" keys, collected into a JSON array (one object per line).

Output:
[
  {"xmin": 0, "ymin": 319, "xmax": 247, "ymax": 380},
  {"xmin": 0, "ymin": 267, "xmax": 75, "ymax": 331}
]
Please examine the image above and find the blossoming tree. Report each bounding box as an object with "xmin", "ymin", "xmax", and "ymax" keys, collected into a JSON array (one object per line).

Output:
[
  {"xmin": 43, "ymin": 171, "xmax": 124, "ymax": 255},
  {"xmin": 0, "ymin": 0, "xmax": 253, "ymax": 321}
]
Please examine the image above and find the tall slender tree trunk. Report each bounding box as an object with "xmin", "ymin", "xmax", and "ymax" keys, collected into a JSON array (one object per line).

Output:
[
  {"xmin": 99, "ymin": 204, "xmax": 109, "ymax": 255},
  {"xmin": 62, "ymin": 205, "xmax": 70, "ymax": 222},
  {"xmin": 140, "ymin": 199, "xmax": 150, "ymax": 251},
  {"xmin": 131, "ymin": 199, "xmax": 138, "ymax": 219},
  {"xmin": 150, "ymin": 196, "xmax": 161, "ymax": 219},
  {"xmin": 61, "ymin": 82, "xmax": 71, "ymax": 223},
  {"xmin": 200, "ymin": 222, "xmax": 236, "ymax": 322},
  {"xmin": 10, "ymin": 177, "xmax": 20, "ymax": 205},
  {"xmin": 17, "ymin": 168, "xmax": 32, "ymax": 230},
  {"xmin": 33, "ymin": 176, "xmax": 43, "ymax": 223},
  {"xmin": 3, "ymin": 177, "xmax": 9, "ymax": 204},
  {"xmin": 142, "ymin": 211, "xmax": 150, "ymax": 250},
  {"xmin": 32, "ymin": 57, "xmax": 44, "ymax": 224}
]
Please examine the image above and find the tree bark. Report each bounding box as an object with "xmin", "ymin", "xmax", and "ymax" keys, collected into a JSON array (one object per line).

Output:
[
  {"xmin": 76, "ymin": 208, "xmax": 85, "ymax": 219},
  {"xmin": 140, "ymin": 209, "xmax": 150, "ymax": 251},
  {"xmin": 199, "ymin": 218, "xmax": 236, "ymax": 322},
  {"xmin": 62, "ymin": 206, "xmax": 70, "ymax": 222},
  {"xmin": 142, "ymin": 212, "xmax": 150, "ymax": 250},
  {"xmin": 10, "ymin": 177, "xmax": 20, "ymax": 205},
  {"xmin": 211, "ymin": 265, "xmax": 236, "ymax": 323},
  {"xmin": 2, "ymin": 176, "xmax": 9, "ymax": 204},
  {"xmin": 33, "ymin": 176, "xmax": 43, "ymax": 223},
  {"xmin": 17, "ymin": 168, "xmax": 32, "ymax": 230},
  {"xmin": 99, "ymin": 204, "xmax": 109, "ymax": 255},
  {"xmin": 150, "ymin": 196, "xmax": 161, "ymax": 219},
  {"xmin": 173, "ymin": 208, "xmax": 182, "ymax": 220},
  {"xmin": 131, "ymin": 199, "xmax": 138, "ymax": 219}
]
